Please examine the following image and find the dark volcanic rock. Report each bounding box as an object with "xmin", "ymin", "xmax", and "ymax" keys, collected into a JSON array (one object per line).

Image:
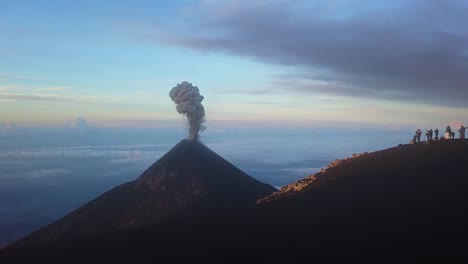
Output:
[{"xmin": 9, "ymin": 139, "xmax": 276, "ymax": 247}]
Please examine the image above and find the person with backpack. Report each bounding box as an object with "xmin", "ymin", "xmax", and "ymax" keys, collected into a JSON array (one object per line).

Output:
[
  {"xmin": 413, "ymin": 129, "xmax": 422, "ymax": 143},
  {"xmin": 459, "ymin": 125, "xmax": 466, "ymax": 139}
]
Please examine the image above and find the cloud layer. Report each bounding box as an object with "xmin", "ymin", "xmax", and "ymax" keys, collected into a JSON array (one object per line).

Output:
[
  {"xmin": 0, "ymin": 145, "xmax": 164, "ymax": 162},
  {"xmin": 147, "ymin": 0, "xmax": 468, "ymax": 106}
]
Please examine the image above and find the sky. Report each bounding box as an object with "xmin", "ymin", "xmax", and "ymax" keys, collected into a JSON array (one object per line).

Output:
[{"xmin": 1, "ymin": 0, "xmax": 467, "ymax": 128}]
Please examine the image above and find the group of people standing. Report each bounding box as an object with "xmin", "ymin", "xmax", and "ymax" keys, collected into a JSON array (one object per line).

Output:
[{"xmin": 413, "ymin": 125, "xmax": 466, "ymax": 143}]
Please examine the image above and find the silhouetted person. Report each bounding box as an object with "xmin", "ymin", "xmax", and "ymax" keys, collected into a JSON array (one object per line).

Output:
[
  {"xmin": 434, "ymin": 128, "xmax": 439, "ymax": 139},
  {"xmin": 459, "ymin": 125, "xmax": 466, "ymax": 139},
  {"xmin": 413, "ymin": 129, "xmax": 422, "ymax": 143},
  {"xmin": 450, "ymin": 131, "xmax": 455, "ymax": 139},
  {"xmin": 425, "ymin": 129, "xmax": 433, "ymax": 141},
  {"xmin": 446, "ymin": 126, "xmax": 452, "ymax": 139}
]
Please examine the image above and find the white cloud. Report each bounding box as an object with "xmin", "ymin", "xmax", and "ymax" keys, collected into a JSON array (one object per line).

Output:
[
  {"xmin": 0, "ymin": 73, "xmax": 46, "ymax": 81},
  {"xmin": 0, "ymin": 92, "xmax": 106, "ymax": 104},
  {"xmin": 0, "ymin": 123, "xmax": 17, "ymax": 133},
  {"xmin": 68, "ymin": 117, "xmax": 89, "ymax": 132},
  {"xmin": 24, "ymin": 169, "xmax": 71, "ymax": 179},
  {"xmin": 108, "ymin": 149, "xmax": 162, "ymax": 164},
  {"xmin": 0, "ymin": 169, "xmax": 70, "ymax": 179},
  {"xmin": 0, "ymin": 145, "xmax": 165, "ymax": 160},
  {"xmin": 0, "ymin": 85, "xmax": 121, "ymax": 104}
]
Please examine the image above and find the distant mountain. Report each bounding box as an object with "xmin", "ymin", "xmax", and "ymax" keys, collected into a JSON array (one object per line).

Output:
[
  {"xmin": 9, "ymin": 139, "xmax": 276, "ymax": 247},
  {"xmin": 3, "ymin": 140, "xmax": 468, "ymax": 261}
]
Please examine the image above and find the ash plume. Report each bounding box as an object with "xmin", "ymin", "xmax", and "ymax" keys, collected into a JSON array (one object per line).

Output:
[{"xmin": 169, "ymin": 81, "xmax": 205, "ymax": 141}]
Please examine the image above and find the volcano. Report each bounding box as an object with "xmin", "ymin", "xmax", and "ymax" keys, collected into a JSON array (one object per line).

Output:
[{"xmin": 10, "ymin": 139, "xmax": 276, "ymax": 247}]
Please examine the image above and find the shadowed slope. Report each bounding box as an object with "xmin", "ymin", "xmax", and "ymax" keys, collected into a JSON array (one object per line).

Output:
[
  {"xmin": 9, "ymin": 139, "xmax": 276, "ymax": 247},
  {"xmin": 260, "ymin": 139, "xmax": 468, "ymax": 204}
]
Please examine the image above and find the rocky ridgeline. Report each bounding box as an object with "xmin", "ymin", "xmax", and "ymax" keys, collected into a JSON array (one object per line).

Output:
[{"xmin": 257, "ymin": 151, "xmax": 369, "ymax": 204}]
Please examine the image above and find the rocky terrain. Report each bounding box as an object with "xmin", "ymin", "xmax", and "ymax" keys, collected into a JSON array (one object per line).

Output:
[{"xmin": 258, "ymin": 150, "xmax": 370, "ymax": 203}]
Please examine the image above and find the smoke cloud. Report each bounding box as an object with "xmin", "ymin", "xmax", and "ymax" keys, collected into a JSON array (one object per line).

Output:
[{"xmin": 169, "ymin": 81, "xmax": 205, "ymax": 141}]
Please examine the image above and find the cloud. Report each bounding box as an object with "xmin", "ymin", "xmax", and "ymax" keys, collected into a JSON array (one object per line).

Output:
[
  {"xmin": 205, "ymin": 136, "xmax": 333, "ymax": 165},
  {"xmin": 242, "ymin": 101, "xmax": 303, "ymax": 108},
  {"xmin": 0, "ymin": 123, "xmax": 17, "ymax": 133},
  {"xmin": 0, "ymin": 92, "xmax": 107, "ymax": 104},
  {"xmin": 0, "ymin": 145, "xmax": 164, "ymax": 161},
  {"xmin": 107, "ymin": 149, "xmax": 160, "ymax": 164},
  {"xmin": 0, "ymin": 73, "xmax": 46, "ymax": 81},
  {"xmin": 141, "ymin": 0, "xmax": 468, "ymax": 106},
  {"xmin": 0, "ymin": 169, "xmax": 70, "ymax": 179},
  {"xmin": 136, "ymin": 78, "xmax": 184, "ymax": 83},
  {"xmin": 68, "ymin": 117, "xmax": 89, "ymax": 132},
  {"xmin": 0, "ymin": 85, "xmax": 120, "ymax": 104},
  {"xmin": 24, "ymin": 169, "xmax": 71, "ymax": 179}
]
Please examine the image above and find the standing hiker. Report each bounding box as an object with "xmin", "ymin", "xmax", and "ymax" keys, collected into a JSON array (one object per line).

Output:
[
  {"xmin": 413, "ymin": 129, "xmax": 422, "ymax": 143},
  {"xmin": 425, "ymin": 129, "xmax": 433, "ymax": 141},
  {"xmin": 446, "ymin": 126, "xmax": 452, "ymax": 139},
  {"xmin": 459, "ymin": 125, "xmax": 466, "ymax": 139}
]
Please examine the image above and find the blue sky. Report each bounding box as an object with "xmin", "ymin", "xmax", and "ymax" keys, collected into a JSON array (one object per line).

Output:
[{"xmin": 1, "ymin": 0, "xmax": 467, "ymax": 129}]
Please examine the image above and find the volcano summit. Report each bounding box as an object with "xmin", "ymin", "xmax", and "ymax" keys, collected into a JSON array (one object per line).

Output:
[{"xmin": 11, "ymin": 139, "xmax": 276, "ymax": 247}]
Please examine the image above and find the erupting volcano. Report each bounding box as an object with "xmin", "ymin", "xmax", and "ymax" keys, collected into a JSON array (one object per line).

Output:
[{"xmin": 9, "ymin": 83, "xmax": 276, "ymax": 248}]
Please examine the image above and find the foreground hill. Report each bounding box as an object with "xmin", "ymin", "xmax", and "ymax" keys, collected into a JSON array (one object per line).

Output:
[
  {"xmin": 3, "ymin": 139, "xmax": 468, "ymax": 261},
  {"xmin": 9, "ymin": 139, "xmax": 276, "ymax": 247}
]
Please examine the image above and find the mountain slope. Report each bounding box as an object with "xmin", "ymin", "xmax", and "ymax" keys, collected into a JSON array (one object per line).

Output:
[
  {"xmin": 3, "ymin": 140, "xmax": 468, "ymax": 260},
  {"xmin": 9, "ymin": 139, "xmax": 276, "ymax": 247},
  {"xmin": 260, "ymin": 139, "xmax": 468, "ymax": 203}
]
